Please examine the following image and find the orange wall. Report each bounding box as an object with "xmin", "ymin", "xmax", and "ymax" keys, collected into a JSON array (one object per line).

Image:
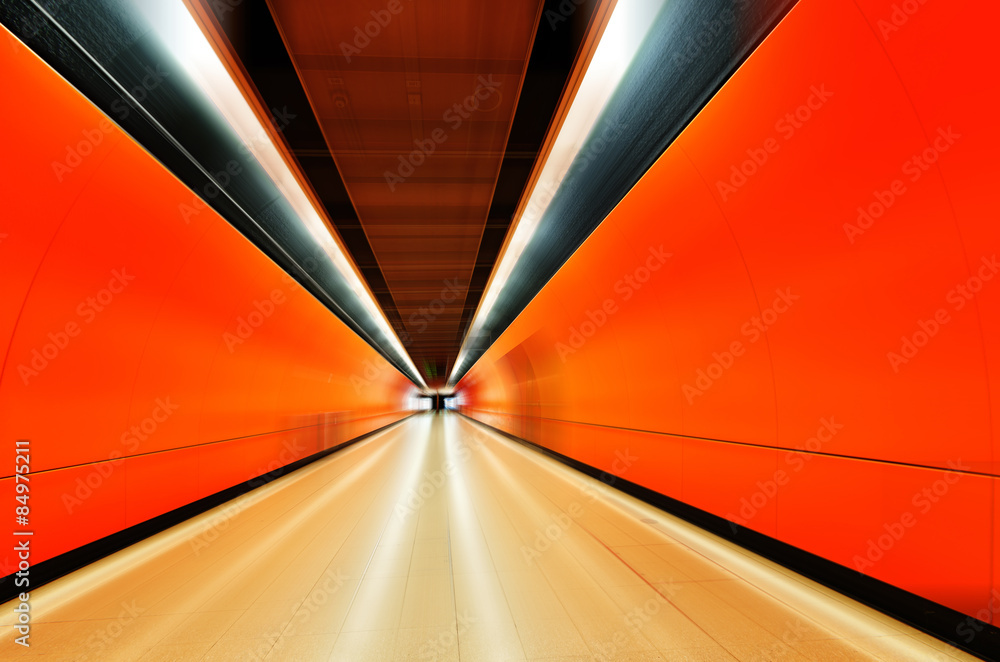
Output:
[
  {"xmin": 458, "ymin": 0, "xmax": 999, "ymax": 622},
  {"xmin": 0, "ymin": 28, "xmax": 415, "ymax": 576}
]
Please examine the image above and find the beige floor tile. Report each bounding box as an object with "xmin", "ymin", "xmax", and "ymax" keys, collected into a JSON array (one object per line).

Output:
[
  {"xmin": 393, "ymin": 626, "xmax": 461, "ymax": 661},
  {"xmin": 505, "ymin": 586, "xmax": 569, "ymax": 624},
  {"xmin": 264, "ymin": 634, "xmax": 338, "ymax": 661},
  {"xmin": 399, "ymin": 574, "xmax": 456, "ymax": 629},
  {"xmin": 458, "ymin": 621, "xmax": 526, "ymax": 661},
  {"xmin": 722, "ymin": 641, "xmax": 812, "ymax": 661},
  {"xmin": 201, "ymin": 636, "xmax": 275, "ymax": 661},
  {"xmin": 659, "ymin": 647, "xmax": 739, "ymax": 661},
  {"xmin": 791, "ymin": 637, "xmax": 882, "ymax": 661},
  {"xmin": 135, "ymin": 642, "xmax": 213, "ymax": 661},
  {"xmin": 328, "ymin": 629, "xmax": 396, "ymax": 661},
  {"xmin": 157, "ymin": 610, "xmax": 243, "ymax": 645},
  {"xmin": 515, "ymin": 617, "xmax": 590, "ymax": 658}
]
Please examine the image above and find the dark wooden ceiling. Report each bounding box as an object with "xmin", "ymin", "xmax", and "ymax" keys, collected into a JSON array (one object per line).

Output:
[
  {"xmin": 198, "ymin": 0, "xmax": 601, "ymax": 387},
  {"xmin": 265, "ymin": 0, "xmax": 541, "ymax": 386}
]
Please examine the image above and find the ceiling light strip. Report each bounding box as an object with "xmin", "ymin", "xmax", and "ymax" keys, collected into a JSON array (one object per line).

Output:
[
  {"xmin": 136, "ymin": 0, "xmax": 424, "ymax": 387},
  {"xmin": 449, "ymin": 0, "xmax": 668, "ymax": 385}
]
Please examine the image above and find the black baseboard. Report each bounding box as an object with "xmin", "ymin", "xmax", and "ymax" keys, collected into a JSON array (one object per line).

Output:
[
  {"xmin": 458, "ymin": 412, "xmax": 999, "ymax": 661},
  {"xmin": 0, "ymin": 414, "xmax": 414, "ymax": 604}
]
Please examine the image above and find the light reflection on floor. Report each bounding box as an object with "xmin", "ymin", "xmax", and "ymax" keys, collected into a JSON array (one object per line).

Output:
[{"xmin": 0, "ymin": 412, "xmax": 979, "ymax": 661}]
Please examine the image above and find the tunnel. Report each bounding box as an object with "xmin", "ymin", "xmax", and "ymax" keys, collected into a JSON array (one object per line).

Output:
[{"xmin": 1, "ymin": 0, "xmax": 998, "ymax": 659}]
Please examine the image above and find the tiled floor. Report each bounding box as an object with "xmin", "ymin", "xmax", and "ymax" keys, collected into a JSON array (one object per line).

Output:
[{"xmin": 0, "ymin": 412, "xmax": 981, "ymax": 660}]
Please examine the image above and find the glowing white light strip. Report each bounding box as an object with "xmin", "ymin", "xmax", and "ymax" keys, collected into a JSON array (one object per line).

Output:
[
  {"xmin": 131, "ymin": 0, "xmax": 424, "ymax": 386},
  {"xmin": 449, "ymin": 0, "xmax": 666, "ymax": 383}
]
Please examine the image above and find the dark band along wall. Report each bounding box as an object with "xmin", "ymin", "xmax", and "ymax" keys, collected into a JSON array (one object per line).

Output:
[
  {"xmin": 0, "ymin": 26, "xmax": 415, "ymax": 579},
  {"xmin": 457, "ymin": 0, "xmax": 999, "ymax": 630}
]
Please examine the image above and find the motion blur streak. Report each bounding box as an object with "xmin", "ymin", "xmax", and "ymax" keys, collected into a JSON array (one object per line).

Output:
[
  {"xmin": 457, "ymin": 0, "xmax": 1000, "ymax": 624},
  {"xmin": 0, "ymin": 0, "xmax": 997, "ymax": 658},
  {"xmin": 0, "ymin": 413, "xmax": 976, "ymax": 660},
  {"xmin": 0, "ymin": 24, "xmax": 416, "ymax": 571}
]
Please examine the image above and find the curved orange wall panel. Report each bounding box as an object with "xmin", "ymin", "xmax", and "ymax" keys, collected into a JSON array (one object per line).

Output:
[
  {"xmin": 457, "ymin": 0, "xmax": 999, "ymax": 622},
  {"xmin": 0, "ymin": 27, "xmax": 415, "ymax": 575}
]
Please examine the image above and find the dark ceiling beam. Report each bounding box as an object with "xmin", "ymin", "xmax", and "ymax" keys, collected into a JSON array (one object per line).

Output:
[{"xmin": 292, "ymin": 55, "xmax": 527, "ymax": 74}]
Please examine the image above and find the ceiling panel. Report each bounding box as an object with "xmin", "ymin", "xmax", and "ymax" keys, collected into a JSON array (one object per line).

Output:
[{"xmin": 267, "ymin": 0, "xmax": 543, "ymax": 385}]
